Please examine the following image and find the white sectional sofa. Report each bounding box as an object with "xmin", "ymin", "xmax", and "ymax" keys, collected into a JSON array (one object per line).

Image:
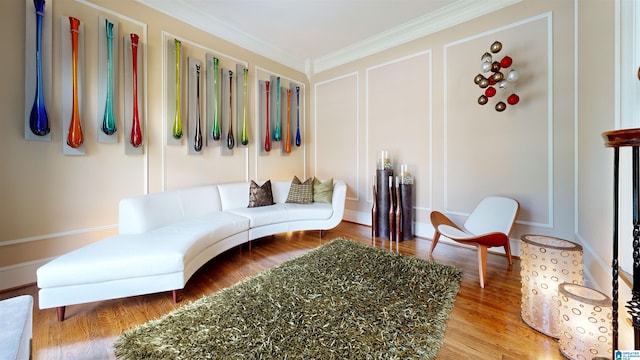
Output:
[{"xmin": 36, "ymin": 179, "xmax": 346, "ymax": 321}]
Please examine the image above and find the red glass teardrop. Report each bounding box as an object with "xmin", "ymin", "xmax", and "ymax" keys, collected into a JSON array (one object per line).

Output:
[
  {"xmin": 130, "ymin": 33, "xmax": 142, "ymax": 148},
  {"xmin": 485, "ymin": 87, "xmax": 496, "ymax": 97}
]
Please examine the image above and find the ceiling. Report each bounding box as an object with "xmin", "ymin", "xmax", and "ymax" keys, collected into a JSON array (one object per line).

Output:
[{"xmin": 136, "ymin": 0, "xmax": 520, "ymax": 76}]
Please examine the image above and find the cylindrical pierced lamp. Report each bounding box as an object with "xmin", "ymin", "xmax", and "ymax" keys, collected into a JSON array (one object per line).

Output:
[
  {"xmin": 558, "ymin": 283, "xmax": 612, "ymax": 360},
  {"xmin": 520, "ymin": 235, "xmax": 584, "ymax": 338}
]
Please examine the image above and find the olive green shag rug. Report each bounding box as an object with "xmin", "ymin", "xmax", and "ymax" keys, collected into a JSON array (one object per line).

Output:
[{"xmin": 113, "ymin": 238, "xmax": 462, "ymax": 360}]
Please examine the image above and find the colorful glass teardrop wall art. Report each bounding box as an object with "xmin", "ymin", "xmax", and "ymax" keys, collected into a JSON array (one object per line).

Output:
[
  {"xmin": 29, "ymin": 0, "xmax": 50, "ymax": 137},
  {"xmin": 212, "ymin": 57, "xmax": 221, "ymax": 141},
  {"xmin": 274, "ymin": 76, "xmax": 281, "ymax": 141},
  {"xmin": 295, "ymin": 86, "xmax": 301, "ymax": 147},
  {"xmin": 67, "ymin": 17, "xmax": 83, "ymax": 149},
  {"xmin": 129, "ymin": 33, "xmax": 142, "ymax": 148},
  {"xmin": 264, "ymin": 81, "xmax": 271, "ymax": 152},
  {"xmin": 284, "ymin": 88, "xmax": 291, "ymax": 153},
  {"xmin": 241, "ymin": 67, "xmax": 249, "ymax": 146},
  {"xmin": 227, "ymin": 70, "xmax": 234, "ymax": 150},
  {"xmin": 172, "ymin": 39, "xmax": 183, "ymax": 139},
  {"xmin": 101, "ymin": 19, "xmax": 117, "ymax": 135},
  {"xmin": 194, "ymin": 63, "xmax": 203, "ymax": 152},
  {"xmin": 474, "ymin": 41, "xmax": 520, "ymax": 112}
]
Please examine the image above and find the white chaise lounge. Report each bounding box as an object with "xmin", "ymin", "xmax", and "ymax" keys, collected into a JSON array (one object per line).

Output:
[
  {"xmin": 37, "ymin": 179, "xmax": 346, "ymax": 321},
  {"xmin": 0, "ymin": 295, "xmax": 33, "ymax": 360}
]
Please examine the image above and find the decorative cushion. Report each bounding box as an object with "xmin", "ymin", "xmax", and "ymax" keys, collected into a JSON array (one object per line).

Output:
[
  {"xmin": 248, "ymin": 180, "xmax": 275, "ymax": 208},
  {"xmin": 286, "ymin": 176, "xmax": 313, "ymax": 204},
  {"xmin": 313, "ymin": 177, "xmax": 334, "ymax": 203}
]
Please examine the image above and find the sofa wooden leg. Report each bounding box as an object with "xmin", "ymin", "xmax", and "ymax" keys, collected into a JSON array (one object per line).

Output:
[
  {"xmin": 172, "ymin": 290, "xmax": 180, "ymax": 303},
  {"xmin": 57, "ymin": 306, "xmax": 66, "ymax": 321}
]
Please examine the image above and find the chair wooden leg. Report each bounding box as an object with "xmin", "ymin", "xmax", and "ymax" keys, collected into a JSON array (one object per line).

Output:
[
  {"xmin": 477, "ymin": 245, "xmax": 488, "ymax": 288},
  {"xmin": 429, "ymin": 231, "xmax": 441, "ymax": 258},
  {"xmin": 504, "ymin": 240, "xmax": 513, "ymax": 266}
]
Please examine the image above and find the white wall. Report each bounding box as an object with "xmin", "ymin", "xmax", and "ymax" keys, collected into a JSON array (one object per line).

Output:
[{"xmin": 312, "ymin": 0, "xmax": 576, "ymax": 253}]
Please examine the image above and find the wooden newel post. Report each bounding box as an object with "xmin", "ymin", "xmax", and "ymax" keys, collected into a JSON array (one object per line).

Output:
[{"xmin": 603, "ymin": 128, "xmax": 640, "ymax": 355}]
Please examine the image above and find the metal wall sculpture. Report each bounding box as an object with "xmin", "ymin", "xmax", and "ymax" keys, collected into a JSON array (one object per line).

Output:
[{"xmin": 474, "ymin": 41, "xmax": 520, "ymax": 112}]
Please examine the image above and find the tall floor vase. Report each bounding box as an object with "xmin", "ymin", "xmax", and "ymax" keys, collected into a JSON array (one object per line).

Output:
[
  {"xmin": 400, "ymin": 184, "xmax": 413, "ymax": 241},
  {"xmin": 375, "ymin": 169, "xmax": 393, "ymax": 239}
]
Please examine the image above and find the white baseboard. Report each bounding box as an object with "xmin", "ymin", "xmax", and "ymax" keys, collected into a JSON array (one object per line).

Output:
[
  {"xmin": 0, "ymin": 257, "xmax": 53, "ymax": 291},
  {"xmin": 344, "ymin": 209, "xmax": 436, "ymax": 238}
]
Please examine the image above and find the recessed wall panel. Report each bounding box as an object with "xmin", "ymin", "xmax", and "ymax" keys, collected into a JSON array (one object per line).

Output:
[
  {"xmin": 366, "ymin": 52, "xmax": 432, "ymax": 210},
  {"xmin": 444, "ymin": 15, "xmax": 551, "ymax": 226},
  {"xmin": 315, "ymin": 74, "xmax": 358, "ymax": 199}
]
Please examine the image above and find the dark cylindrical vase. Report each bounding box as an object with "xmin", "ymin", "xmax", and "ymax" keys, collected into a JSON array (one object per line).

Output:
[
  {"xmin": 401, "ymin": 184, "xmax": 413, "ymax": 241},
  {"xmin": 376, "ymin": 169, "xmax": 393, "ymax": 239}
]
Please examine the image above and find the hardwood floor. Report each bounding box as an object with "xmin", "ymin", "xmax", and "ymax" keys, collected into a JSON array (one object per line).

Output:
[{"xmin": 1, "ymin": 221, "xmax": 564, "ymax": 359}]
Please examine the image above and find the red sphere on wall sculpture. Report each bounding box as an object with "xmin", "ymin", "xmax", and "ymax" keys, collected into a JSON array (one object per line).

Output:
[
  {"xmin": 474, "ymin": 41, "xmax": 520, "ymax": 112},
  {"xmin": 500, "ymin": 56, "xmax": 513, "ymax": 68}
]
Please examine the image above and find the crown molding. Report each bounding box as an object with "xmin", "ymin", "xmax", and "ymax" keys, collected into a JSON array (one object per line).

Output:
[
  {"xmin": 137, "ymin": 0, "xmax": 522, "ymax": 77},
  {"xmin": 136, "ymin": 0, "xmax": 307, "ymax": 73},
  {"xmin": 313, "ymin": 0, "xmax": 522, "ymax": 74}
]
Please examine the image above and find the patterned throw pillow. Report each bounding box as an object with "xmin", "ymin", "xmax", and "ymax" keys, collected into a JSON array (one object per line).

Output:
[
  {"xmin": 313, "ymin": 177, "xmax": 333, "ymax": 203},
  {"xmin": 248, "ymin": 180, "xmax": 275, "ymax": 208},
  {"xmin": 286, "ymin": 176, "xmax": 313, "ymax": 204}
]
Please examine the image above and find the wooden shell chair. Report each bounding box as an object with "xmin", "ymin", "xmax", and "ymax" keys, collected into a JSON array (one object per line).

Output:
[{"xmin": 429, "ymin": 196, "xmax": 520, "ymax": 288}]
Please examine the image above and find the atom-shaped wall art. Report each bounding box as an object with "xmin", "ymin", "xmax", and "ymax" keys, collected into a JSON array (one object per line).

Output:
[{"xmin": 474, "ymin": 41, "xmax": 520, "ymax": 112}]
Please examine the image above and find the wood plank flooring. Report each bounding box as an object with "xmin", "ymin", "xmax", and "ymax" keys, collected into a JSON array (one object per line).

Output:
[{"xmin": 0, "ymin": 221, "xmax": 564, "ymax": 359}]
